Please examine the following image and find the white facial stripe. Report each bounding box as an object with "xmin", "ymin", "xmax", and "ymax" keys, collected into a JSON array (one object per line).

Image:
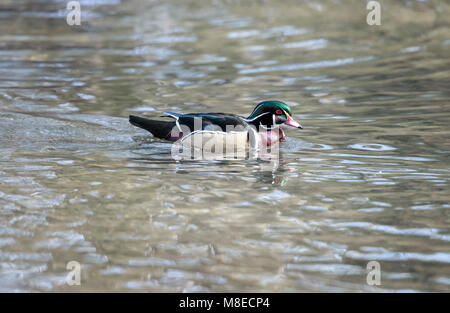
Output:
[{"xmin": 244, "ymin": 111, "xmax": 270, "ymax": 122}]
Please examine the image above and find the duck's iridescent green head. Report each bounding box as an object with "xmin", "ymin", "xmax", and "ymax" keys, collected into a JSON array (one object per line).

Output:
[{"xmin": 246, "ymin": 100, "xmax": 302, "ymax": 129}]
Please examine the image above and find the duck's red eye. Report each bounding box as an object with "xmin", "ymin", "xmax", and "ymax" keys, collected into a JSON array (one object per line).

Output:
[{"xmin": 275, "ymin": 109, "xmax": 283, "ymax": 115}]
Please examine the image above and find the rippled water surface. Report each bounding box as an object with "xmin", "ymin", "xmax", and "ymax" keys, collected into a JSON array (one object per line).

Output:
[{"xmin": 0, "ymin": 0, "xmax": 449, "ymax": 292}]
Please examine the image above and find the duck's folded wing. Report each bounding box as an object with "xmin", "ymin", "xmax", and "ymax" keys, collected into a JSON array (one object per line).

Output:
[{"xmin": 168, "ymin": 113, "xmax": 248, "ymax": 132}]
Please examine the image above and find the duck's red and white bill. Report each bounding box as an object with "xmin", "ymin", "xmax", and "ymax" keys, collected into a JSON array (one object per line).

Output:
[{"xmin": 285, "ymin": 113, "xmax": 303, "ymax": 129}]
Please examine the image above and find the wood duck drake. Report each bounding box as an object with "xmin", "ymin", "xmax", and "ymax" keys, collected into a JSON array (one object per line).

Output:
[{"xmin": 129, "ymin": 100, "xmax": 302, "ymax": 150}]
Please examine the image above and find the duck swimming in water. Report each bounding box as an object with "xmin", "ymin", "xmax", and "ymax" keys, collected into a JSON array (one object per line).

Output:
[{"xmin": 129, "ymin": 100, "xmax": 302, "ymax": 150}]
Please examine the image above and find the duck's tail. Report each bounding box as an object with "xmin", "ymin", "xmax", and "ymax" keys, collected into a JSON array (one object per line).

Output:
[{"xmin": 129, "ymin": 115, "xmax": 177, "ymax": 141}]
